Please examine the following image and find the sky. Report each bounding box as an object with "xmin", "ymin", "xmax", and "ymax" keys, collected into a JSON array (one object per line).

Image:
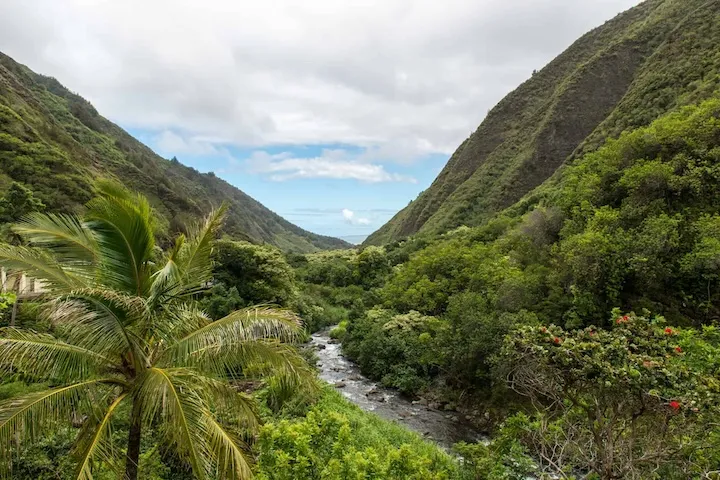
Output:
[{"xmin": 0, "ymin": 0, "xmax": 639, "ymax": 239}]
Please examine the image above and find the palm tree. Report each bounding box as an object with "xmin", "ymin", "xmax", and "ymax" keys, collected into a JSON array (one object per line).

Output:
[{"xmin": 0, "ymin": 183, "xmax": 310, "ymax": 480}]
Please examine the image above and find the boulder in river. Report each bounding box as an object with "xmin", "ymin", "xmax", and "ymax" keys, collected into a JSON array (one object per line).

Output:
[
  {"xmin": 334, "ymin": 381, "xmax": 347, "ymax": 388},
  {"xmin": 366, "ymin": 388, "xmax": 385, "ymax": 402}
]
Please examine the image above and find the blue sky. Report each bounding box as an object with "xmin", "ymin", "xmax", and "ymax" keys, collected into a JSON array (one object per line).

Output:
[
  {"xmin": 0, "ymin": 0, "xmax": 639, "ymax": 239},
  {"xmin": 129, "ymin": 129, "xmax": 446, "ymax": 237}
]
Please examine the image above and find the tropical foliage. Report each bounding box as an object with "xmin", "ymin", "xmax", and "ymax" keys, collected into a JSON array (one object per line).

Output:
[
  {"xmin": 497, "ymin": 313, "xmax": 720, "ymax": 479},
  {"xmin": 0, "ymin": 184, "xmax": 311, "ymax": 479},
  {"xmin": 256, "ymin": 389, "xmax": 461, "ymax": 480},
  {"xmin": 339, "ymin": 99, "xmax": 720, "ymax": 396}
]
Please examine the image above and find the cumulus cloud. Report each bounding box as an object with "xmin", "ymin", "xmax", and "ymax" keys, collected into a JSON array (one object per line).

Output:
[
  {"xmin": 342, "ymin": 208, "xmax": 371, "ymax": 226},
  {"xmin": 245, "ymin": 150, "xmax": 417, "ymax": 183},
  {"xmin": 342, "ymin": 209, "xmax": 355, "ymax": 221},
  {"xmin": 0, "ymin": 0, "xmax": 639, "ymax": 165}
]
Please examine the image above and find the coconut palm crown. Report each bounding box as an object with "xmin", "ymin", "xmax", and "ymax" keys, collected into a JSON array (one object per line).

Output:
[{"xmin": 0, "ymin": 183, "xmax": 309, "ymax": 480}]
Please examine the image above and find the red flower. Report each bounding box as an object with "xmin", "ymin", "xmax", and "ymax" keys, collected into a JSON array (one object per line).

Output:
[
  {"xmin": 669, "ymin": 401, "xmax": 680, "ymax": 411},
  {"xmin": 589, "ymin": 331, "xmax": 595, "ymax": 336},
  {"xmin": 554, "ymin": 337, "xmax": 562, "ymax": 344},
  {"xmin": 675, "ymin": 346, "xmax": 682, "ymax": 353},
  {"xmin": 616, "ymin": 316, "xmax": 629, "ymax": 324},
  {"xmin": 623, "ymin": 315, "xmax": 629, "ymax": 321},
  {"xmin": 664, "ymin": 327, "xmax": 674, "ymax": 335}
]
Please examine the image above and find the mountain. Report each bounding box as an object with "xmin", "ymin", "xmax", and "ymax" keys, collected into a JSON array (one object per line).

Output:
[
  {"xmin": 0, "ymin": 52, "xmax": 350, "ymax": 252},
  {"xmin": 366, "ymin": 0, "xmax": 720, "ymax": 245}
]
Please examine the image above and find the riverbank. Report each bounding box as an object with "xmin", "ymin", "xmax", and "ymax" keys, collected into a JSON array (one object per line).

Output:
[{"xmin": 309, "ymin": 328, "xmax": 485, "ymax": 451}]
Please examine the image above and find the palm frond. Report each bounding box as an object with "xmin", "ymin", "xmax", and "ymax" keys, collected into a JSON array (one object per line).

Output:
[
  {"xmin": 13, "ymin": 212, "xmax": 99, "ymax": 269},
  {"xmin": 147, "ymin": 258, "xmax": 183, "ymax": 309},
  {"xmin": 44, "ymin": 291, "xmax": 146, "ymax": 360},
  {"xmin": 166, "ymin": 306, "xmax": 303, "ymax": 361},
  {"xmin": 0, "ymin": 379, "xmax": 115, "ymax": 474},
  {"xmin": 73, "ymin": 393, "xmax": 126, "ymax": 480},
  {"xmin": 203, "ymin": 413, "xmax": 253, "ymax": 480},
  {"xmin": 0, "ymin": 328, "xmax": 114, "ymax": 381},
  {"xmin": 148, "ymin": 305, "xmax": 211, "ymax": 355},
  {"xmin": 175, "ymin": 205, "xmax": 228, "ymax": 289},
  {"xmin": 0, "ymin": 245, "xmax": 86, "ymax": 291},
  {"xmin": 168, "ymin": 370, "xmax": 259, "ymax": 431},
  {"xmin": 137, "ymin": 368, "xmax": 211, "ymax": 480},
  {"xmin": 86, "ymin": 182, "xmax": 155, "ymax": 295}
]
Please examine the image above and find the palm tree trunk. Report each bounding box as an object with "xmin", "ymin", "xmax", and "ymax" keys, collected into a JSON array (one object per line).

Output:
[{"xmin": 124, "ymin": 400, "xmax": 142, "ymax": 480}]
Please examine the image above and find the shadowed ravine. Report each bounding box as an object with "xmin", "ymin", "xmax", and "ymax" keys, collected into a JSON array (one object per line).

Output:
[{"xmin": 309, "ymin": 328, "xmax": 485, "ymax": 451}]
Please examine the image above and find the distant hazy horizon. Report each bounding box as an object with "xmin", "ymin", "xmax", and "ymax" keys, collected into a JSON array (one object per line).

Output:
[{"xmin": 339, "ymin": 234, "xmax": 368, "ymax": 245}]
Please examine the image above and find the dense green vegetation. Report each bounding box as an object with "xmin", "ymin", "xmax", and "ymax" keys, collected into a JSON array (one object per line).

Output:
[
  {"xmin": 256, "ymin": 389, "xmax": 461, "ymax": 480},
  {"xmin": 367, "ymin": 0, "xmax": 720, "ymax": 245},
  {"xmin": 0, "ymin": 184, "xmax": 316, "ymax": 479},
  {"xmin": 0, "ymin": 52, "xmax": 348, "ymax": 252},
  {"xmin": 0, "ymin": 186, "xmax": 462, "ymax": 479},
  {"xmin": 295, "ymin": 99, "xmax": 720, "ymax": 478},
  {"xmin": 3, "ymin": 1, "xmax": 720, "ymax": 478},
  {"xmin": 347, "ymin": 100, "xmax": 720, "ymax": 393}
]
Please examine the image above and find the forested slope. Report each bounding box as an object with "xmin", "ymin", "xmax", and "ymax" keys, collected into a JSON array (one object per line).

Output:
[
  {"xmin": 367, "ymin": 0, "xmax": 720, "ymax": 245},
  {"xmin": 0, "ymin": 52, "xmax": 349, "ymax": 252}
]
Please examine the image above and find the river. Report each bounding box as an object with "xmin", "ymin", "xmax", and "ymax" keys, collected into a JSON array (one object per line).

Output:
[{"xmin": 309, "ymin": 328, "xmax": 486, "ymax": 451}]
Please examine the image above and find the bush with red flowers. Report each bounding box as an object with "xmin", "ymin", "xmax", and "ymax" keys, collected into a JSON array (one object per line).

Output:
[{"xmin": 497, "ymin": 310, "xmax": 720, "ymax": 480}]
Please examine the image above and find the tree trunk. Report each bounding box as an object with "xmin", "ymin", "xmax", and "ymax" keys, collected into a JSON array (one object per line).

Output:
[
  {"xmin": 124, "ymin": 400, "xmax": 142, "ymax": 480},
  {"xmin": 9, "ymin": 299, "xmax": 18, "ymax": 327}
]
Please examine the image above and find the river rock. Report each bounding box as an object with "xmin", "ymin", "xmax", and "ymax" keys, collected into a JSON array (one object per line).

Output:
[
  {"xmin": 366, "ymin": 389, "xmax": 385, "ymax": 402},
  {"xmin": 334, "ymin": 381, "xmax": 347, "ymax": 388},
  {"xmin": 412, "ymin": 398, "xmax": 429, "ymax": 406},
  {"xmin": 317, "ymin": 343, "xmax": 326, "ymax": 350},
  {"xmin": 349, "ymin": 374, "xmax": 364, "ymax": 381},
  {"xmin": 428, "ymin": 402, "xmax": 441, "ymax": 410}
]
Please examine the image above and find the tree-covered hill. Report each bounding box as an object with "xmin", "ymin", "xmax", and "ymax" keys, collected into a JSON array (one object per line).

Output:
[
  {"xmin": 0, "ymin": 52, "xmax": 349, "ymax": 252},
  {"xmin": 366, "ymin": 0, "xmax": 720, "ymax": 245}
]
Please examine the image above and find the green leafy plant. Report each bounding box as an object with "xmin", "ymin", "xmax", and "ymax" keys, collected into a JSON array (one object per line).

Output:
[
  {"xmin": 0, "ymin": 183, "xmax": 313, "ymax": 480},
  {"xmin": 499, "ymin": 311, "xmax": 720, "ymax": 479}
]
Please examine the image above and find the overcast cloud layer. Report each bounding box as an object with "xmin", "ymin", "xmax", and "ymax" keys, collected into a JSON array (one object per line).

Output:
[{"xmin": 0, "ymin": 0, "xmax": 639, "ymax": 235}]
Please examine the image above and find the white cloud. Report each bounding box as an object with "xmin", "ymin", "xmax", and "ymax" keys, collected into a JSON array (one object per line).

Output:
[
  {"xmin": 246, "ymin": 150, "xmax": 417, "ymax": 183},
  {"xmin": 0, "ymin": 0, "xmax": 640, "ymax": 165},
  {"xmin": 342, "ymin": 208, "xmax": 371, "ymax": 226},
  {"xmin": 155, "ymin": 130, "xmax": 225, "ymax": 156}
]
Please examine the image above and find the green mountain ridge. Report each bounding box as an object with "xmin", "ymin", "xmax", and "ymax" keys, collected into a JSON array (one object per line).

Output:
[
  {"xmin": 0, "ymin": 52, "xmax": 350, "ymax": 252},
  {"xmin": 366, "ymin": 0, "xmax": 720, "ymax": 245}
]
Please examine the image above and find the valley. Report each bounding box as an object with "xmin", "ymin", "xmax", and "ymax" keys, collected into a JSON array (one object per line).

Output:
[{"xmin": 2, "ymin": 0, "xmax": 720, "ymax": 478}]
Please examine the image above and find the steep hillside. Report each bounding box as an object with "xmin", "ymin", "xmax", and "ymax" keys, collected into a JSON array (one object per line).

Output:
[
  {"xmin": 367, "ymin": 0, "xmax": 720, "ymax": 245},
  {"xmin": 0, "ymin": 52, "xmax": 349, "ymax": 252}
]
